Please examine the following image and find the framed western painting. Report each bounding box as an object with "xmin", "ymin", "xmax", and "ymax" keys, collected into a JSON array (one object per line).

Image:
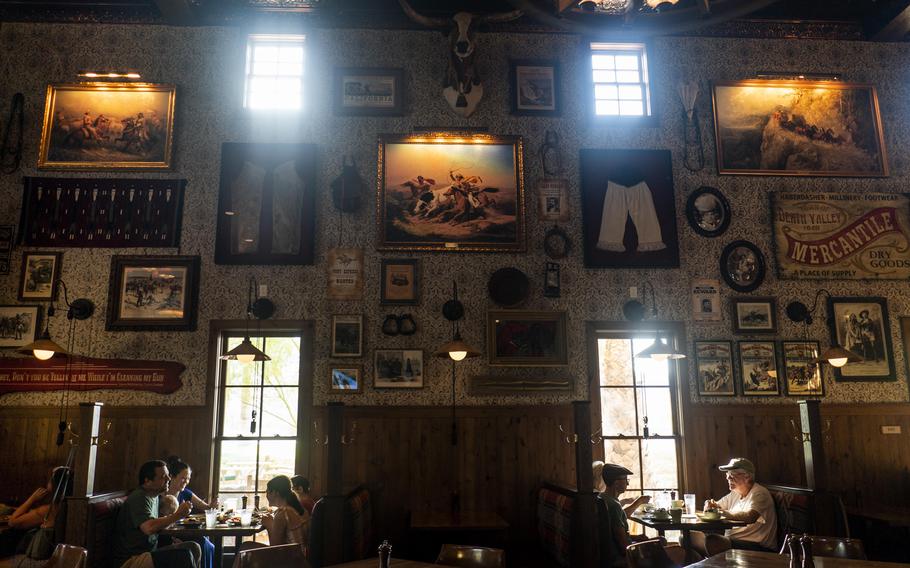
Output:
[
  {"xmin": 106, "ymin": 255, "xmax": 200, "ymax": 331},
  {"xmin": 712, "ymin": 80, "xmax": 888, "ymax": 177},
  {"xmin": 215, "ymin": 143, "xmax": 317, "ymax": 265},
  {"xmin": 731, "ymin": 297, "xmax": 777, "ymax": 334},
  {"xmin": 334, "ymin": 67, "xmax": 404, "ymax": 116},
  {"xmin": 18, "ymin": 252, "xmax": 61, "ymax": 301},
  {"xmin": 695, "ymin": 340, "xmax": 735, "ymax": 397},
  {"xmin": 509, "ymin": 59, "xmax": 561, "ymax": 116},
  {"xmin": 374, "ymin": 349, "xmax": 423, "ymax": 388},
  {"xmin": 737, "ymin": 341, "xmax": 780, "ymax": 396},
  {"xmin": 380, "ymin": 258, "xmax": 420, "ymax": 305},
  {"xmin": 720, "ymin": 240, "xmax": 766, "ymax": 293},
  {"xmin": 38, "ymin": 82, "xmax": 176, "ymax": 170},
  {"xmin": 827, "ymin": 296, "xmax": 895, "ymax": 381},
  {"xmin": 579, "ymin": 149, "xmax": 679, "ymax": 268},
  {"xmin": 487, "ymin": 310, "xmax": 568, "ymax": 367},
  {"xmin": 330, "ymin": 366, "xmax": 363, "ymax": 394},
  {"xmin": 781, "ymin": 341, "xmax": 824, "ymax": 397},
  {"xmin": 376, "ymin": 133, "xmax": 526, "ymax": 252},
  {"xmin": 331, "ymin": 315, "xmax": 363, "ymax": 358},
  {"xmin": 0, "ymin": 305, "xmax": 40, "ymax": 348}
]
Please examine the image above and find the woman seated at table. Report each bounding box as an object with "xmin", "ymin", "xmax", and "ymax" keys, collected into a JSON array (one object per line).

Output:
[
  {"xmin": 0, "ymin": 466, "xmax": 72, "ymax": 566},
  {"xmin": 233, "ymin": 476, "xmax": 306, "ymax": 568},
  {"xmin": 160, "ymin": 457, "xmax": 216, "ymax": 568},
  {"xmin": 290, "ymin": 475, "xmax": 315, "ymax": 515}
]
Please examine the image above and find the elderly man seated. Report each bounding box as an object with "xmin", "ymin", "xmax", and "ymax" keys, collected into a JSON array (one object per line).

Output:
[{"xmin": 705, "ymin": 457, "xmax": 778, "ymax": 552}]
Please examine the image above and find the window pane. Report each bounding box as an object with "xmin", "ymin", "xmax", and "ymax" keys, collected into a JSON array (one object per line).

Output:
[
  {"xmin": 278, "ymin": 62, "xmax": 304, "ymax": 77},
  {"xmin": 259, "ymin": 387, "xmax": 298, "ymax": 436},
  {"xmin": 617, "ymin": 85, "xmax": 643, "ymax": 100},
  {"xmin": 603, "ymin": 438, "xmax": 641, "ymax": 490},
  {"xmin": 253, "ymin": 59, "xmax": 278, "ymax": 76},
  {"xmin": 219, "ymin": 440, "xmax": 258, "ymax": 493},
  {"xmin": 637, "ymin": 388, "xmax": 674, "ymax": 437},
  {"xmin": 642, "ymin": 438, "xmax": 678, "ymax": 490},
  {"xmin": 619, "ymin": 100, "xmax": 644, "ymax": 116},
  {"xmin": 616, "ymin": 70, "xmax": 641, "ymax": 83},
  {"xmin": 592, "ymin": 70, "xmax": 616, "ymax": 83},
  {"xmin": 599, "ymin": 338, "xmax": 634, "ymax": 386},
  {"xmin": 595, "ymin": 84, "xmax": 619, "ymax": 101},
  {"xmin": 591, "ymin": 54, "xmax": 615, "ymax": 69},
  {"xmin": 595, "ymin": 100, "xmax": 619, "ymax": 116},
  {"xmin": 615, "ymin": 55, "xmax": 640, "ymax": 70},
  {"xmin": 264, "ymin": 337, "xmax": 301, "ymax": 386},
  {"xmin": 254, "ymin": 45, "xmax": 279, "ymax": 62},
  {"xmin": 601, "ymin": 387, "xmax": 637, "ymax": 436},
  {"xmin": 278, "ymin": 46, "xmax": 304, "ymax": 62},
  {"xmin": 222, "ymin": 387, "xmax": 258, "ymax": 436},
  {"xmin": 256, "ymin": 440, "xmax": 297, "ymax": 491}
]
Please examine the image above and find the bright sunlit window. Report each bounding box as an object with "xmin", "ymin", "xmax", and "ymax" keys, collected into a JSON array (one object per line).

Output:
[
  {"xmin": 590, "ymin": 42, "xmax": 651, "ymax": 117},
  {"xmin": 244, "ymin": 34, "xmax": 306, "ymax": 111}
]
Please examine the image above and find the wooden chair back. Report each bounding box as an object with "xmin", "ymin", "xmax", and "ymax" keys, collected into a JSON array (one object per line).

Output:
[
  {"xmin": 237, "ymin": 543, "xmax": 310, "ymax": 568},
  {"xmin": 45, "ymin": 543, "xmax": 88, "ymax": 568},
  {"xmin": 783, "ymin": 534, "xmax": 867, "ymax": 560},
  {"xmin": 625, "ymin": 538, "xmax": 678, "ymax": 568},
  {"xmin": 435, "ymin": 544, "xmax": 505, "ymax": 568}
]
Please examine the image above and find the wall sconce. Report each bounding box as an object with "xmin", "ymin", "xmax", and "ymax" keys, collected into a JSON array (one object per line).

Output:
[
  {"xmin": 19, "ymin": 280, "xmax": 94, "ymax": 360},
  {"xmin": 77, "ymin": 70, "xmax": 141, "ymax": 79},
  {"xmin": 433, "ymin": 281, "xmax": 480, "ymax": 361},
  {"xmin": 624, "ymin": 282, "xmax": 686, "ymax": 360},
  {"xmin": 220, "ymin": 277, "xmax": 274, "ymax": 364},
  {"xmin": 785, "ymin": 289, "xmax": 862, "ymax": 368}
]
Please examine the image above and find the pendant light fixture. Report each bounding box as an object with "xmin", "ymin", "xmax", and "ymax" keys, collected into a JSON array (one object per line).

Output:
[
  {"xmin": 785, "ymin": 289, "xmax": 863, "ymax": 367},
  {"xmin": 19, "ymin": 280, "xmax": 94, "ymax": 360},
  {"xmin": 220, "ymin": 277, "xmax": 274, "ymax": 364},
  {"xmin": 624, "ymin": 282, "xmax": 686, "ymax": 360},
  {"xmin": 433, "ymin": 281, "xmax": 480, "ymax": 361}
]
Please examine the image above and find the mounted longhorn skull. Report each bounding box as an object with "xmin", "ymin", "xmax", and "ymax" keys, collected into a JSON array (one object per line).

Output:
[{"xmin": 398, "ymin": 0, "xmax": 523, "ymax": 117}]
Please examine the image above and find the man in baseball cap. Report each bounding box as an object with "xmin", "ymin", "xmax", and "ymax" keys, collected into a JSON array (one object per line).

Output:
[{"xmin": 704, "ymin": 457, "xmax": 778, "ymax": 551}]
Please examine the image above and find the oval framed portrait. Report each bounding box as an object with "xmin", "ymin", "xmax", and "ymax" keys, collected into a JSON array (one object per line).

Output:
[
  {"xmin": 686, "ymin": 186, "xmax": 730, "ymax": 238},
  {"xmin": 544, "ymin": 225, "xmax": 572, "ymax": 259},
  {"xmin": 720, "ymin": 240, "xmax": 765, "ymax": 293}
]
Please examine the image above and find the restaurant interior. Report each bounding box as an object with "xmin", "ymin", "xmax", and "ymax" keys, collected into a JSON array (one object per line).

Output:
[{"xmin": 1, "ymin": 0, "xmax": 909, "ymax": 567}]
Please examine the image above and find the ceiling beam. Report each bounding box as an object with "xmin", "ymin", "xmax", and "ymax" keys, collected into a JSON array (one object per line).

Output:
[
  {"xmin": 152, "ymin": 0, "xmax": 197, "ymax": 25},
  {"xmin": 867, "ymin": 0, "xmax": 910, "ymax": 41}
]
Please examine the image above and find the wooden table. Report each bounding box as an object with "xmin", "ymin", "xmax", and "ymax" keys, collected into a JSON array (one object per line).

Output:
[
  {"xmin": 690, "ymin": 549, "xmax": 910, "ymax": 567},
  {"xmin": 328, "ymin": 559, "xmax": 437, "ymax": 567},
  {"xmin": 408, "ymin": 510, "xmax": 509, "ymax": 559},
  {"xmin": 161, "ymin": 522, "xmax": 265, "ymax": 568},
  {"xmin": 629, "ymin": 514, "xmax": 748, "ymax": 563}
]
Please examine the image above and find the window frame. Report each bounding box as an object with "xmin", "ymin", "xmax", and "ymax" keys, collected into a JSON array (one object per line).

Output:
[
  {"xmin": 586, "ymin": 39, "xmax": 658, "ymax": 127},
  {"xmin": 243, "ymin": 33, "xmax": 307, "ymax": 112}
]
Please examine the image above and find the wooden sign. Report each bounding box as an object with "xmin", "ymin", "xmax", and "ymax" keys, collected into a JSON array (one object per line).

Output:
[
  {"xmin": 0, "ymin": 356, "xmax": 184, "ymax": 395},
  {"xmin": 326, "ymin": 247, "xmax": 363, "ymax": 300}
]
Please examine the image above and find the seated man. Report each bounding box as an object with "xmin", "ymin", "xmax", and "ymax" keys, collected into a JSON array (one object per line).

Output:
[
  {"xmin": 596, "ymin": 464, "xmax": 651, "ymax": 567},
  {"xmin": 705, "ymin": 457, "xmax": 778, "ymax": 552},
  {"xmin": 112, "ymin": 460, "xmax": 201, "ymax": 568}
]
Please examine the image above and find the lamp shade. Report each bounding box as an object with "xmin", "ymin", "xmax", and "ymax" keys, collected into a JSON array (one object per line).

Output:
[
  {"xmin": 634, "ymin": 337, "xmax": 686, "ymax": 360},
  {"xmin": 815, "ymin": 345, "xmax": 862, "ymax": 368},
  {"xmin": 19, "ymin": 331, "xmax": 68, "ymax": 360},
  {"xmin": 434, "ymin": 336, "xmax": 481, "ymax": 361},
  {"xmin": 220, "ymin": 337, "xmax": 270, "ymax": 363}
]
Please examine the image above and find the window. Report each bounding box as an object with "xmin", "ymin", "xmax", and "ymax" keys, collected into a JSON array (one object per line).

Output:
[
  {"xmin": 590, "ymin": 42, "xmax": 651, "ymax": 118},
  {"xmin": 244, "ymin": 34, "xmax": 306, "ymax": 111}
]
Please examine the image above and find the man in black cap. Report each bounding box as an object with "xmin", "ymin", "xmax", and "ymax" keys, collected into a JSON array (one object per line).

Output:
[
  {"xmin": 596, "ymin": 463, "xmax": 650, "ymax": 566},
  {"xmin": 704, "ymin": 457, "xmax": 777, "ymax": 552}
]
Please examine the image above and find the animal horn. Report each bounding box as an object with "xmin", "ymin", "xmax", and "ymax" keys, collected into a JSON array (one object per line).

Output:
[
  {"xmin": 397, "ymin": 0, "xmax": 449, "ymax": 28},
  {"xmin": 478, "ymin": 8, "xmax": 524, "ymax": 24}
]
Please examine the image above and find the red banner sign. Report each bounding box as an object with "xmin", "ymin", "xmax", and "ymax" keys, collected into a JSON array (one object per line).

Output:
[
  {"xmin": 0, "ymin": 356, "xmax": 184, "ymax": 395},
  {"xmin": 783, "ymin": 207, "xmax": 899, "ymax": 266}
]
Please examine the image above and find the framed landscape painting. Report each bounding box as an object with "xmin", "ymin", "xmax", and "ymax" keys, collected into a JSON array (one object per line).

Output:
[
  {"xmin": 106, "ymin": 255, "xmax": 199, "ymax": 331},
  {"xmin": 330, "ymin": 366, "xmax": 363, "ymax": 394},
  {"xmin": 374, "ymin": 349, "xmax": 423, "ymax": 388},
  {"xmin": 712, "ymin": 80, "xmax": 887, "ymax": 177},
  {"xmin": 331, "ymin": 315, "xmax": 363, "ymax": 358},
  {"xmin": 333, "ymin": 67, "xmax": 404, "ymax": 116},
  {"xmin": 509, "ymin": 59, "xmax": 560, "ymax": 116},
  {"xmin": 487, "ymin": 310, "xmax": 568, "ymax": 367},
  {"xmin": 731, "ymin": 297, "xmax": 777, "ymax": 334},
  {"xmin": 827, "ymin": 296, "xmax": 895, "ymax": 381},
  {"xmin": 0, "ymin": 305, "xmax": 40, "ymax": 348}
]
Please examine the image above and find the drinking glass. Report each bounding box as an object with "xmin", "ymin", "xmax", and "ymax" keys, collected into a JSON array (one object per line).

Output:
[
  {"xmin": 239, "ymin": 509, "xmax": 253, "ymax": 527},
  {"xmin": 684, "ymin": 493, "xmax": 696, "ymax": 515},
  {"xmin": 205, "ymin": 509, "xmax": 218, "ymax": 528}
]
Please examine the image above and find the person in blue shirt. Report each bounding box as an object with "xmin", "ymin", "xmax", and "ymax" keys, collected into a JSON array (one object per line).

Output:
[{"xmin": 161, "ymin": 457, "xmax": 216, "ymax": 568}]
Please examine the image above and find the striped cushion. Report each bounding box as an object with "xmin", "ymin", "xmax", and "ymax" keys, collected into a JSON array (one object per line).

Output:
[{"xmin": 537, "ymin": 488, "xmax": 575, "ymax": 567}]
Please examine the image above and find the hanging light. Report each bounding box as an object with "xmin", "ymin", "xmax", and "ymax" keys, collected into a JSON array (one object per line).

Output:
[
  {"xmin": 221, "ymin": 336, "xmax": 270, "ymax": 363},
  {"xmin": 815, "ymin": 345, "xmax": 861, "ymax": 368},
  {"xmin": 21, "ymin": 329, "xmax": 68, "ymax": 360},
  {"xmin": 433, "ymin": 281, "xmax": 480, "ymax": 361},
  {"xmin": 634, "ymin": 335, "xmax": 686, "ymax": 360},
  {"xmin": 220, "ymin": 277, "xmax": 274, "ymax": 364},
  {"xmin": 19, "ymin": 281, "xmax": 93, "ymax": 360},
  {"xmin": 785, "ymin": 290, "xmax": 863, "ymax": 368}
]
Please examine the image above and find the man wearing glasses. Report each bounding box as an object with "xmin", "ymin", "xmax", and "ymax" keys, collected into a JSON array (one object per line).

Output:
[{"xmin": 705, "ymin": 457, "xmax": 778, "ymax": 552}]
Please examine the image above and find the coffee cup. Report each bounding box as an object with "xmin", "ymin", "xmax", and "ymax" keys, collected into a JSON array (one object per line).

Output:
[
  {"xmin": 669, "ymin": 508, "xmax": 682, "ymax": 522},
  {"xmin": 651, "ymin": 508, "xmax": 671, "ymax": 521}
]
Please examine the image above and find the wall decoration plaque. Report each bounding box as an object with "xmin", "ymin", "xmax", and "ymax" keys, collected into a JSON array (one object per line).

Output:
[
  {"xmin": 326, "ymin": 248, "xmax": 364, "ymax": 301},
  {"xmin": 0, "ymin": 356, "xmax": 184, "ymax": 395},
  {"xmin": 694, "ymin": 340, "xmax": 735, "ymax": 397},
  {"xmin": 537, "ymin": 178, "xmax": 570, "ymax": 223},
  {"xmin": 827, "ymin": 296, "xmax": 895, "ymax": 381},
  {"xmin": 691, "ymin": 278, "xmax": 721, "ymax": 323}
]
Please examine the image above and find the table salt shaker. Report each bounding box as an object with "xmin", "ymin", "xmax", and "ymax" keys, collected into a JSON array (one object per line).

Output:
[
  {"xmin": 800, "ymin": 534, "xmax": 815, "ymax": 568},
  {"xmin": 785, "ymin": 534, "xmax": 801, "ymax": 568},
  {"xmin": 378, "ymin": 540, "xmax": 392, "ymax": 568}
]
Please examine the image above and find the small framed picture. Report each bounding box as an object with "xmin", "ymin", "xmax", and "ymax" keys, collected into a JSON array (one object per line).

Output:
[
  {"xmin": 331, "ymin": 315, "xmax": 363, "ymax": 358},
  {"xmin": 333, "ymin": 67, "xmax": 405, "ymax": 116},
  {"xmin": 686, "ymin": 186, "xmax": 730, "ymax": 238},
  {"xmin": 106, "ymin": 256, "xmax": 200, "ymax": 331},
  {"xmin": 0, "ymin": 305, "xmax": 41, "ymax": 348},
  {"xmin": 720, "ymin": 240, "xmax": 766, "ymax": 293},
  {"xmin": 694, "ymin": 340, "xmax": 735, "ymax": 397},
  {"xmin": 827, "ymin": 296, "xmax": 895, "ymax": 381},
  {"xmin": 18, "ymin": 252, "xmax": 61, "ymax": 301},
  {"xmin": 781, "ymin": 341, "xmax": 824, "ymax": 397},
  {"xmin": 737, "ymin": 341, "xmax": 780, "ymax": 396},
  {"xmin": 488, "ymin": 310, "xmax": 568, "ymax": 367},
  {"xmin": 374, "ymin": 349, "xmax": 423, "ymax": 388},
  {"xmin": 510, "ymin": 59, "xmax": 560, "ymax": 116},
  {"xmin": 731, "ymin": 297, "xmax": 777, "ymax": 334},
  {"xmin": 380, "ymin": 258, "xmax": 420, "ymax": 305},
  {"xmin": 330, "ymin": 366, "xmax": 363, "ymax": 394}
]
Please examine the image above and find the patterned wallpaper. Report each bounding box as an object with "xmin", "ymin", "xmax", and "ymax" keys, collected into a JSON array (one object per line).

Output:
[{"xmin": 0, "ymin": 23, "xmax": 909, "ymax": 407}]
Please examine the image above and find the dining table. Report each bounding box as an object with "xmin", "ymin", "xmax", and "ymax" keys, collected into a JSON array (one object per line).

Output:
[
  {"xmin": 629, "ymin": 512, "xmax": 748, "ymax": 563},
  {"xmin": 689, "ymin": 549, "xmax": 910, "ymax": 567},
  {"xmin": 327, "ymin": 560, "xmax": 437, "ymax": 567},
  {"xmin": 161, "ymin": 520, "xmax": 265, "ymax": 568}
]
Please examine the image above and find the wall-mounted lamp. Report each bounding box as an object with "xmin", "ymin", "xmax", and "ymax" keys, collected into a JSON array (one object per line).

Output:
[
  {"xmin": 220, "ymin": 278, "xmax": 274, "ymax": 364},
  {"xmin": 433, "ymin": 281, "xmax": 480, "ymax": 361},
  {"xmin": 785, "ymin": 289, "xmax": 862, "ymax": 368},
  {"xmin": 624, "ymin": 282, "xmax": 686, "ymax": 360},
  {"xmin": 19, "ymin": 281, "xmax": 94, "ymax": 360}
]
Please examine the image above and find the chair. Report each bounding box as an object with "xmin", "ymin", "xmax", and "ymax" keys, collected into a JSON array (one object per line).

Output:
[
  {"xmin": 435, "ymin": 544, "xmax": 505, "ymax": 568},
  {"xmin": 688, "ymin": 531, "xmax": 732, "ymax": 558},
  {"xmin": 45, "ymin": 544, "xmax": 88, "ymax": 568},
  {"xmin": 782, "ymin": 534, "xmax": 866, "ymax": 560},
  {"xmin": 237, "ymin": 543, "xmax": 310, "ymax": 568},
  {"xmin": 625, "ymin": 539, "xmax": 679, "ymax": 568}
]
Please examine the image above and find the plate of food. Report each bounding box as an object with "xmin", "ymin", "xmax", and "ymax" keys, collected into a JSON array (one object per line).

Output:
[{"xmin": 696, "ymin": 511, "xmax": 722, "ymax": 521}]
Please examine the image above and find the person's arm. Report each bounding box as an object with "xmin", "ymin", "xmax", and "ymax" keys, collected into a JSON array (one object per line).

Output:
[
  {"xmin": 621, "ymin": 495, "xmax": 651, "ymax": 517},
  {"xmin": 140, "ymin": 500, "xmax": 191, "ymax": 535},
  {"xmin": 9, "ymin": 488, "xmax": 50, "ymax": 529},
  {"xmin": 186, "ymin": 490, "xmax": 212, "ymax": 511},
  {"xmin": 722, "ymin": 508, "xmax": 760, "ymax": 523},
  {"xmin": 266, "ymin": 510, "xmax": 288, "ymax": 546}
]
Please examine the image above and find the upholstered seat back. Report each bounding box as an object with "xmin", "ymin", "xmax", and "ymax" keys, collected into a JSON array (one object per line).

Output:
[{"xmin": 537, "ymin": 484, "xmax": 576, "ymax": 568}]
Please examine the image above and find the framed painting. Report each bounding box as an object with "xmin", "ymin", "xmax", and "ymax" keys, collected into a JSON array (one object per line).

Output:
[
  {"xmin": 106, "ymin": 255, "xmax": 200, "ymax": 331},
  {"xmin": 694, "ymin": 340, "xmax": 735, "ymax": 397},
  {"xmin": 579, "ymin": 149, "xmax": 679, "ymax": 268},
  {"xmin": 374, "ymin": 349, "xmax": 423, "ymax": 388},
  {"xmin": 781, "ymin": 340, "xmax": 824, "ymax": 397},
  {"xmin": 18, "ymin": 252, "xmax": 61, "ymax": 301},
  {"xmin": 331, "ymin": 315, "xmax": 363, "ymax": 358},
  {"xmin": 737, "ymin": 341, "xmax": 780, "ymax": 396},
  {"xmin": 731, "ymin": 297, "xmax": 777, "ymax": 334},
  {"xmin": 376, "ymin": 133, "xmax": 526, "ymax": 252},
  {"xmin": 827, "ymin": 296, "xmax": 895, "ymax": 381},
  {"xmin": 686, "ymin": 186, "xmax": 730, "ymax": 238},
  {"xmin": 38, "ymin": 82, "xmax": 176, "ymax": 170},
  {"xmin": 712, "ymin": 80, "xmax": 888, "ymax": 177},
  {"xmin": 333, "ymin": 67, "xmax": 405, "ymax": 116},
  {"xmin": 0, "ymin": 305, "xmax": 40, "ymax": 348},
  {"xmin": 487, "ymin": 310, "xmax": 568, "ymax": 367},
  {"xmin": 720, "ymin": 240, "xmax": 766, "ymax": 293},
  {"xmin": 330, "ymin": 366, "xmax": 363, "ymax": 394},
  {"xmin": 509, "ymin": 59, "xmax": 561, "ymax": 116},
  {"xmin": 215, "ymin": 143, "xmax": 317, "ymax": 265},
  {"xmin": 380, "ymin": 258, "xmax": 420, "ymax": 305},
  {"xmin": 0, "ymin": 225, "xmax": 14, "ymax": 275}
]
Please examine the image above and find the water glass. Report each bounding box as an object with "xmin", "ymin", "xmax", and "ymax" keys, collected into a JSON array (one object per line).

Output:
[
  {"xmin": 684, "ymin": 493, "xmax": 696, "ymax": 515},
  {"xmin": 205, "ymin": 509, "xmax": 218, "ymax": 528},
  {"xmin": 239, "ymin": 508, "xmax": 253, "ymax": 527}
]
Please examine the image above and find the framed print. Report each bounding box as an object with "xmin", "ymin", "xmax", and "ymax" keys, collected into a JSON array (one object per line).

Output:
[
  {"xmin": 686, "ymin": 186, "xmax": 730, "ymax": 238},
  {"xmin": 720, "ymin": 240, "xmax": 765, "ymax": 293},
  {"xmin": 537, "ymin": 178, "xmax": 570, "ymax": 223},
  {"xmin": 38, "ymin": 82, "xmax": 176, "ymax": 170},
  {"xmin": 0, "ymin": 225, "xmax": 14, "ymax": 275},
  {"xmin": 487, "ymin": 310, "xmax": 568, "ymax": 367},
  {"xmin": 580, "ymin": 149, "xmax": 679, "ymax": 268},
  {"xmin": 377, "ymin": 133, "xmax": 525, "ymax": 252},
  {"xmin": 781, "ymin": 341, "xmax": 824, "ymax": 397},
  {"xmin": 692, "ymin": 278, "xmax": 721, "ymax": 323},
  {"xmin": 0, "ymin": 305, "xmax": 40, "ymax": 348},
  {"xmin": 374, "ymin": 349, "xmax": 423, "ymax": 388},
  {"xmin": 712, "ymin": 80, "xmax": 887, "ymax": 177},
  {"xmin": 827, "ymin": 296, "xmax": 895, "ymax": 381},
  {"xmin": 326, "ymin": 248, "xmax": 364, "ymax": 301},
  {"xmin": 331, "ymin": 315, "xmax": 363, "ymax": 358},
  {"xmin": 737, "ymin": 341, "xmax": 780, "ymax": 396},
  {"xmin": 695, "ymin": 340, "xmax": 735, "ymax": 396},
  {"xmin": 334, "ymin": 67, "xmax": 405, "ymax": 116},
  {"xmin": 330, "ymin": 366, "xmax": 363, "ymax": 394},
  {"xmin": 509, "ymin": 59, "xmax": 561, "ymax": 116},
  {"xmin": 106, "ymin": 256, "xmax": 199, "ymax": 331},
  {"xmin": 732, "ymin": 297, "xmax": 777, "ymax": 334},
  {"xmin": 18, "ymin": 252, "xmax": 61, "ymax": 301},
  {"xmin": 380, "ymin": 258, "xmax": 420, "ymax": 305},
  {"xmin": 215, "ymin": 143, "xmax": 317, "ymax": 265}
]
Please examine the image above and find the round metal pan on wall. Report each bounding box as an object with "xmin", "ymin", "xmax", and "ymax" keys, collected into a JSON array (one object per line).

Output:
[{"xmin": 488, "ymin": 267, "xmax": 530, "ymax": 307}]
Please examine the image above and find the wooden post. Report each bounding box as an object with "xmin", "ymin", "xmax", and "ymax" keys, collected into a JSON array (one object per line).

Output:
[
  {"xmin": 321, "ymin": 402, "xmax": 345, "ymax": 565},
  {"xmin": 573, "ymin": 401, "xmax": 597, "ymax": 568},
  {"xmin": 64, "ymin": 402, "xmax": 103, "ymax": 548},
  {"xmin": 798, "ymin": 400, "xmax": 827, "ymax": 491}
]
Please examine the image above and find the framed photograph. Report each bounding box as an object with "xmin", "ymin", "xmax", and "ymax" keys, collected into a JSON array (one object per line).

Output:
[
  {"xmin": 331, "ymin": 315, "xmax": 363, "ymax": 358},
  {"xmin": 732, "ymin": 297, "xmax": 777, "ymax": 334},
  {"xmin": 737, "ymin": 341, "xmax": 780, "ymax": 396},
  {"xmin": 0, "ymin": 305, "xmax": 40, "ymax": 348},
  {"xmin": 106, "ymin": 255, "xmax": 200, "ymax": 331},
  {"xmin": 215, "ymin": 143, "xmax": 317, "ymax": 265},
  {"xmin": 18, "ymin": 252, "xmax": 61, "ymax": 301},
  {"xmin": 38, "ymin": 82, "xmax": 176, "ymax": 170},
  {"xmin": 686, "ymin": 186, "xmax": 730, "ymax": 238},
  {"xmin": 487, "ymin": 310, "xmax": 568, "ymax": 367},
  {"xmin": 712, "ymin": 80, "xmax": 887, "ymax": 177},
  {"xmin": 694, "ymin": 341, "xmax": 735, "ymax": 396},
  {"xmin": 827, "ymin": 296, "xmax": 895, "ymax": 381},
  {"xmin": 330, "ymin": 366, "xmax": 363, "ymax": 394},
  {"xmin": 781, "ymin": 341, "xmax": 824, "ymax": 397},
  {"xmin": 720, "ymin": 240, "xmax": 766, "ymax": 293},
  {"xmin": 380, "ymin": 258, "xmax": 420, "ymax": 305},
  {"xmin": 580, "ymin": 149, "xmax": 679, "ymax": 268},
  {"xmin": 334, "ymin": 67, "xmax": 405, "ymax": 116},
  {"xmin": 377, "ymin": 132, "xmax": 525, "ymax": 252},
  {"xmin": 509, "ymin": 59, "xmax": 560, "ymax": 116},
  {"xmin": 374, "ymin": 349, "xmax": 423, "ymax": 388}
]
